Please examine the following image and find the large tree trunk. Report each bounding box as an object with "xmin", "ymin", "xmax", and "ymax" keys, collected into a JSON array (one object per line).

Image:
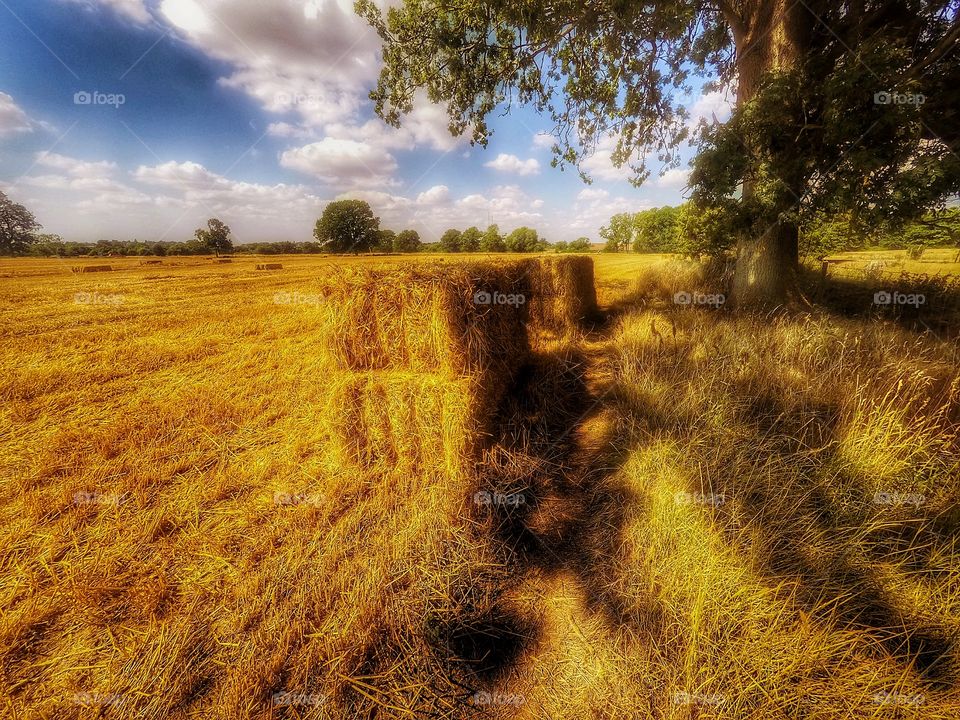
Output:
[{"xmin": 727, "ymin": 0, "xmax": 813, "ymax": 307}]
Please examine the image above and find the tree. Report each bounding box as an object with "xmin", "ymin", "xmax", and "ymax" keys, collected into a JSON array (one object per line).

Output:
[
  {"xmin": 394, "ymin": 229, "xmax": 422, "ymax": 253},
  {"xmin": 569, "ymin": 237, "xmax": 592, "ymax": 252},
  {"xmin": 599, "ymin": 214, "xmax": 632, "ymax": 253},
  {"xmin": 314, "ymin": 200, "xmax": 381, "ymax": 253},
  {"xmin": 505, "ymin": 227, "xmax": 540, "ymax": 252},
  {"xmin": 634, "ymin": 206, "xmax": 680, "ymax": 253},
  {"xmin": 439, "ymin": 228, "xmax": 462, "ymax": 252},
  {"xmin": 151, "ymin": 242, "xmax": 168, "ymax": 257},
  {"xmin": 480, "ymin": 224, "xmax": 505, "ymax": 252},
  {"xmin": 553, "ymin": 241, "xmax": 569, "ymax": 252},
  {"xmin": 376, "ymin": 228, "xmax": 397, "ymax": 252},
  {"xmin": 195, "ymin": 218, "xmax": 233, "ymax": 257},
  {"xmin": 460, "ymin": 226, "xmax": 482, "ymax": 252},
  {"xmin": 359, "ymin": 0, "xmax": 960, "ymax": 306},
  {"xmin": 0, "ymin": 191, "xmax": 41, "ymax": 255}
]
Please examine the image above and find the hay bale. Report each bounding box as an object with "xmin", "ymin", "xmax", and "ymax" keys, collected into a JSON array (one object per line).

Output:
[
  {"xmin": 71, "ymin": 265, "xmax": 113, "ymax": 273},
  {"xmin": 525, "ymin": 256, "xmax": 598, "ymax": 334},
  {"xmin": 256, "ymin": 263, "xmax": 283, "ymax": 270},
  {"xmin": 216, "ymin": 259, "xmax": 233, "ymax": 264},
  {"xmin": 140, "ymin": 260, "xmax": 163, "ymax": 266}
]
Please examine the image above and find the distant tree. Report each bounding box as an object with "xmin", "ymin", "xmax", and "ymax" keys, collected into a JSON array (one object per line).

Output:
[
  {"xmin": 314, "ymin": 200, "xmax": 381, "ymax": 253},
  {"xmin": 377, "ymin": 228, "xmax": 397, "ymax": 252},
  {"xmin": 505, "ymin": 227, "xmax": 540, "ymax": 252},
  {"xmin": 460, "ymin": 226, "xmax": 482, "ymax": 252},
  {"xmin": 393, "ymin": 229, "xmax": 422, "ymax": 253},
  {"xmin": 553, "ymin": 240, "xmax": 569, "ymax": 252},
  {"xmin": 599, "ymin": 213, "xmax": 633, "ymax": 253},
  {"xmin": 439, "ymin": 228, "xmax": 463, "ymax": 252},
  {"xmin": 633, "ymin": 206, "xmax": 680, "ymax": 253},
  {"xmin": 0, "ymin": 191, "xmax": 41, "ymax": 255},
  {"xmin": 195, "ymin": 218, "xmax": 233, "ymax": 257},
  {"xmin": 480, "ymin": 224, "xmax": 505, "ymax": 252},
  {"xmin": 569, "ymin": 237, "xmax": 592, "ymax": 252},
  {"xmin": 151, "ymin": 242, "xmax": 168, "ymax": 256}
]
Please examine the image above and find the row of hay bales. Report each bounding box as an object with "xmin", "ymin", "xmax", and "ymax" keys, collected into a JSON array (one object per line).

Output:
[{"xmin": 313, "ymin": 257, "xmax": 597, "ymax": 484}]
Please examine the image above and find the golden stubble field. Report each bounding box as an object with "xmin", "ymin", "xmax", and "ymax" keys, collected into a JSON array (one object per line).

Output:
[{"xmin": 2, "ymin": 250, "xmax": 960, "ymax": 719}]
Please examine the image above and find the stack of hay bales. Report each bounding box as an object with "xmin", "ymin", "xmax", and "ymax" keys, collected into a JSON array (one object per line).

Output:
[
  {"xmin": 71, "ymin": 265, "xmax": 113, "ymax": 273},
  {"xmin": 524, "ymin": 256, "xmax": 598, "ymax": 336},
  {"xmin": 314, "ymin": 262, "xmax": 532, "ymax": 481},
  {"xmin": 312, "ymin": 257, "xmax": 597, "ymax": 483}
]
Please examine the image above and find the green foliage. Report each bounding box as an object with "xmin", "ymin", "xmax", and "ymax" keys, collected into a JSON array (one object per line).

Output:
[
  {"xmin": 439, "ymin": 228, "xmax": 462, "ymax": 252},
  {"xmin": 194, "ymin": 218, "xmax": 233, "ymax": 257},
  {"xmin": 0, "ymin": 191, "xmax": 41, "ymax": 255},
  {"xmin": 505, "ymin": 226, "xmax": 540, "ymax": 253},
  {"xmin": 314, "ymin": 200, "xmax": 381, "ymax": 253},
  {"xmin": 553, "ymin": 241, "xmax": 568, "ymax": 252},
  {"xmin": 376, "ymin": 228, "xmax": 397, "ymax": 252},
  {"xmin": 568, "ymin": 237, "xmax": 592, "ymax": 252},
  {"xmin": 633, "ymin": 206, "xmax": 681, "ymax": 253},
  {"xmin": 393, "ymin": 229, "xmax": 421, "ymax": 253},
  {"xmin": 460, "ymin": 226, "xmax": 482, "ymax": 252},
  {"xmin": 479, "ymin": 224, "xmax": 505, "ymax": 252},
  {"xmin": 600, "ymin": 214, "xmax": 632, "ymax": 253}
]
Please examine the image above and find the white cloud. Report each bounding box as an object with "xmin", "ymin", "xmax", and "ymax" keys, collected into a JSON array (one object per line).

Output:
[
  {"xmin": 36, "ymin": 152, "xmax": 118, "ymax": 178},
  {"xmin": 0, "ymin": 93, "xmax": 34, "ymax": 137},
  {"xmin": 687, "ymin": 88, "xmax": 735, "ymax": 128},
  {"xmin": 280, "ymin": 138, "xmax": 398, "ymax": 188},
  {"xmin": 655, "ymin": 167, "xmax": 690, "ymax": 189},
  {"xmin": 416, "ymin": 185, "xmax": 450, "ymax": 205},
  {"xmin": 579, "ymin": 134, "xmax": 638, "ymax": 183},
  {"xmin": 577, "ymin": 188, "xmax": 609, "ymax": 201},
  {"xmin": 532, "ymin": 132, "xmax": 556, "ymax": 150},
  {"xmin": 484, "ymin": 153, "xmax": 541, "ymax": 176}
]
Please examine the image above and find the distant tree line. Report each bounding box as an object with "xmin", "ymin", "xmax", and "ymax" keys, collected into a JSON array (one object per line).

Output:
[
  {"xmin": 601, "ymin": 203, "xmax": 960, "ymax": 259},
  {"xmin": 1, "ymin": 193, "xmax": 595, "ymax": 257}
]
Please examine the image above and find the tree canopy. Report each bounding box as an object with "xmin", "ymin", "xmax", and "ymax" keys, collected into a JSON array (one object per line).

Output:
[
  {"xmin": 0, "ymin": 191, "xmax": 41, "ymax": 255},
  {"xmin": 314, "ymin": 200, "xmax": 381, "ymax": 253},
  {"xmin": 194, "ymin": 218, "xmax": 233, "ymax": 257}
]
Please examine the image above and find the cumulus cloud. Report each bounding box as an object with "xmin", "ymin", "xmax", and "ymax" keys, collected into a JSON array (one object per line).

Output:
[
  {"xmin": 577, "ymin": 188, "xmax": 609, "ymax": 201},
  {"xmin": 0, "ymin": 93, "xmax": 34, "ymax": 137},
  {"xmin": 484, "ymin": 153, "xmax": 541, "ymax": 176},
  {"xmin": 655, "ymin": 167, "xmax": 690, "ymax": 189},
  {"xmin": 687, "ymin": 88, "xmax": 735, "ymax": 128},
  {"xmin": 532, "ymin": 131, "xmax": 556, "ymax": 150},
  {"xmin": 280, "ymin": 138, "xmax": 398, "ymax": 188},
  {"xmin": 415, "ymin": 185, "xmax": 450, "ymax": 205},
  {"xmin": 36, "ymin": 152, "xmax": 118, "ymax": 178}
]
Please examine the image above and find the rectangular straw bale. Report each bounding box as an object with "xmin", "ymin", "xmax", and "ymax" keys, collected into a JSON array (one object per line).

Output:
[
  {"xmin": 525, "ymin": 256, "xmax": 598, "ymax": 334},
  {"xmin": 321, "ymin": 370, "xmax": 481, "ymax": 482},
  {"xmin": 256, "ymin": 263, "xmax": 283, "ymax": 270},
  {"xmin": 71, "ymin": 265, "xmax": 113, "ymax": 273}
]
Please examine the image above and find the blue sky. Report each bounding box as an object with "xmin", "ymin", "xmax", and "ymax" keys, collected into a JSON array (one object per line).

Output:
[{"xmin": 0, "ymin": 0, "xmax": 733, "ymax": 243}]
